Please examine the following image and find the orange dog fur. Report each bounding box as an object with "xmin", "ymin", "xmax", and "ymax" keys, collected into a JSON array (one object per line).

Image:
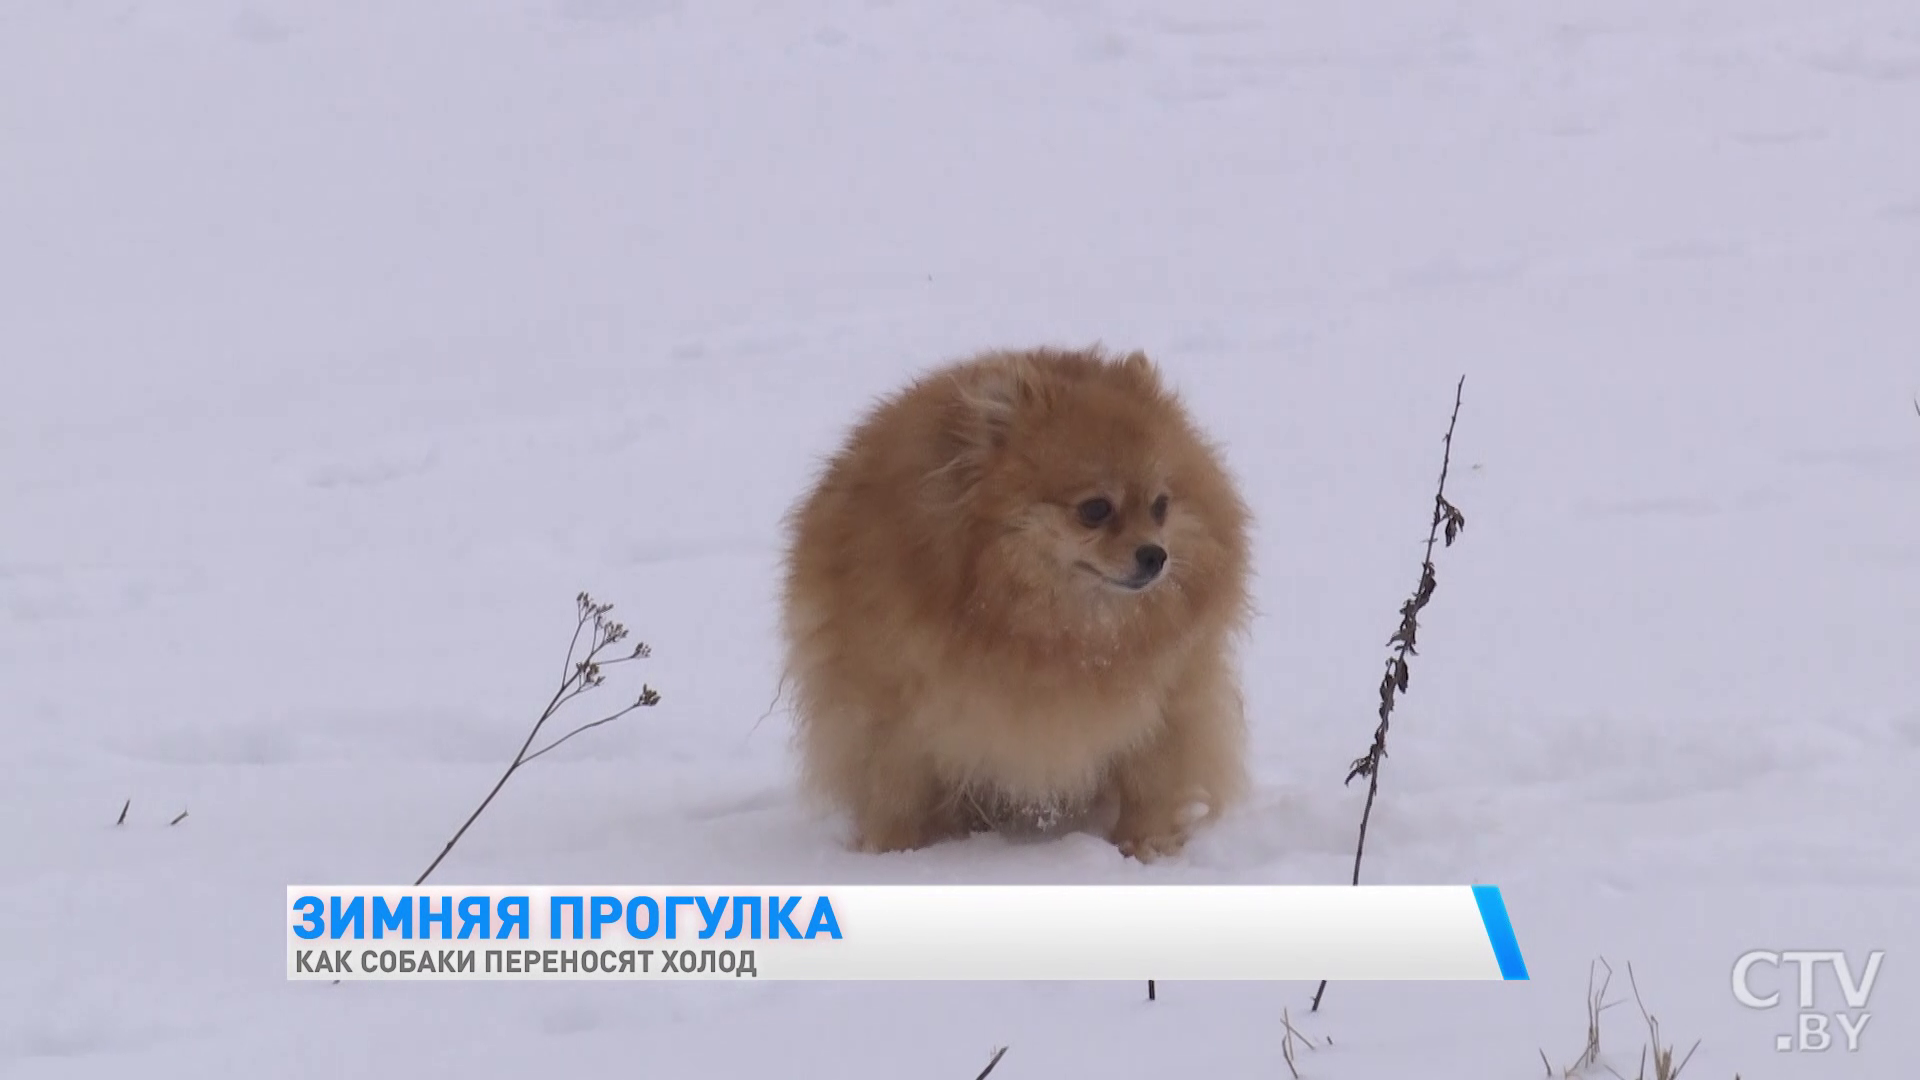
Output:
[{"xmin": 778, "ymin": 345, "xmax": 1253, "ymax": 860}]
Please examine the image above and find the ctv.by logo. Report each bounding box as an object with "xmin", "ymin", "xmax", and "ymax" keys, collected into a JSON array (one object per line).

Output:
[{"xmin": 1732, "ymin": 950, "xmax": 1885, "ymax": 1053}]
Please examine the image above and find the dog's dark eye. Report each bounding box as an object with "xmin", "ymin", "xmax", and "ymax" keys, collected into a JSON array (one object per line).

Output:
[
  {"xmin": 1076, "ymin": 497, "xmax": 1113, "ymax": 526},
  {"xmin": 1150, "ymin": 494, "xmax": 1169, "ymax": 523}
]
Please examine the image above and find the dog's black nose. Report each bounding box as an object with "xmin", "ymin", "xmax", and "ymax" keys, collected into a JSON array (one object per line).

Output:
[{"xmin": 1134, "ymin": 544, "xmax": 1168, "ymax": 577}]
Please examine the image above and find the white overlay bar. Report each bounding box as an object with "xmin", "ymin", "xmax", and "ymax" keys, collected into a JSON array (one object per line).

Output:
[{"xmin": 286, "ymin": 884, "xmax": 1528, "ymax": 982}]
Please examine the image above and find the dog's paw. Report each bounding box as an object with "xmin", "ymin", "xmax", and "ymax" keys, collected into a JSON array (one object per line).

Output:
[
  {"xmin": 1110, "ymin": 794, "xmax": 1209, "ymax": 861},
  {"xmin": 1114, "ymin": 829, "xmax": 1189, "ymax": 862}
]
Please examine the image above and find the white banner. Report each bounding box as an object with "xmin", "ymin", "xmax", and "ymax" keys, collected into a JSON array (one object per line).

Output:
[{"xmin": 286, "ymin": 884, "xmax": 1528, "ymax": 982}]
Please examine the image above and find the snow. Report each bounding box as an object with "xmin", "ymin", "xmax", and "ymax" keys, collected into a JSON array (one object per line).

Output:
[{"xmin": 3, "ymin": 0, "xmax": 1918, "ymax": 1075}]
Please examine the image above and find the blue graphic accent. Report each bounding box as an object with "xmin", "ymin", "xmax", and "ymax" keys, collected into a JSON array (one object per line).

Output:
[{"xmin": 1470, "ymin": 885, "xmax": 1529, "ymax": 980}]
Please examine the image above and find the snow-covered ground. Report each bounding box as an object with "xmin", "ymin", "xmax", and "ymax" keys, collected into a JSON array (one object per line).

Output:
[{"xmin": 4, "ymin": 0, "xmax": 1919, "ymax": 1075}]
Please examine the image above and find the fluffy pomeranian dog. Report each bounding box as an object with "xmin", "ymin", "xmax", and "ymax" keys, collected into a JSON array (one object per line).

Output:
[{"xmin": 779, "ymin": 345, "xmax": 1253, "ymax": 860}]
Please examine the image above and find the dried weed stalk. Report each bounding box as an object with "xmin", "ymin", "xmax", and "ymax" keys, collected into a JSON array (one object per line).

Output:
[
  {"xmin": 412, "ymin": 591, "xmax": 661, "ymax": 887},
  {"xmin": 1311, "ymin": 375, "xmax": 1468, "ymax": 1013},
  {"xmin": 973, "ymin": 1046, "xmax": 1009, "ymax": 1080}
]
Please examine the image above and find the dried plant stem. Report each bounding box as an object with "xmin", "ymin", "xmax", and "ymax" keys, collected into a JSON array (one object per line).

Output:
[
  {"xmin": 1279, "ymin": 1007, "xmax": 1319, "ymax": 1078},
  {"xmin": 1312, "ymin": 376, "xmax": 1468, "ymax": 1013},
  {"xmin": 1626, "ymin": 963, "xmax": 1700, "ymax": 1080},
  {"xmin": 412, "ymin": 592, "xmax": 660, "ymax": 888},
  {"xmin": 973, "ymin": 1046, "xmax": 1009, "ymax": 1080}
]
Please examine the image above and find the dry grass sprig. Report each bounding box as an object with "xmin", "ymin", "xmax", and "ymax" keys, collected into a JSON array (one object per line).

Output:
[
  {"xmin": 1616, "ymin": 963, "xmax": 1701, "ymax": 1080},
  {"xmin": 1280, "ymin": 1006, "xmax": 1321, "ymax": 1077},
  {"xmin": 1539, "ymin": 957, "xmax": 1704, "ymax": 1079},
  {"xmin": 1543, "ymin": 957, "xmax": 1624, "ymax": 1075}
]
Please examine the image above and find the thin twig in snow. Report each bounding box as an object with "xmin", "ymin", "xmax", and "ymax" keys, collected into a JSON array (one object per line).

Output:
[
  {"xmin": 411, "ymin": 591, "xmax": 660, "ymax": 888},
  {"xmin": 1312, "ymin": 375, "xmax": 1469, "ymax": 1013}
]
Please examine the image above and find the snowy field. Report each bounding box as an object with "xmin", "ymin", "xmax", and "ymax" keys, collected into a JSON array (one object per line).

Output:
[{"xmin": 4, "ymin": 0, "xmax": 1919, "ymax": 1076}]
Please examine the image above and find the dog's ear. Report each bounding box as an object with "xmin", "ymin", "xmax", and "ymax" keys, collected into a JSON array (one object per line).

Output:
[
  {"xmin": 1117, "ymin": 348, "xmax": 1161, "ymax": 388},
  {"xmin": 925, "ymin": 356, "xmax": 1045, "ymax": 500},
  {"xmin": 954, "ymin": 354, "xmax": 1045, "ymax": 452}
]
